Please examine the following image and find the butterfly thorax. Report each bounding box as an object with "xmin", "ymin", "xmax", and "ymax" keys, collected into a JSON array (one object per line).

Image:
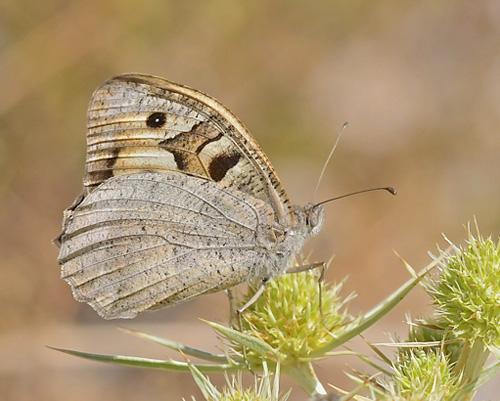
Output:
[{"xmin": 263, "ymin": 203, "xmax": 325, "ymax": 279}]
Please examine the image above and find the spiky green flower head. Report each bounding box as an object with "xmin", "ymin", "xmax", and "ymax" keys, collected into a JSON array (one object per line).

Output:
[
  {"xmin": 235, "ymin": 268, "xmax": 352, "ymax": 366},
  {"xmin": 188, "ymin": 362, "xmax": 290, "ymax": 401},
  {"xmin": 383, "ymin": 348, "xmax": 460, "ymax": 401},
  {"xmin": 216, "ymin": 373, "xmax": 290, "ymax": 401},
  {"xmin": 429, "ymin": 231, "xmax": 500, "ymax": 347},
  {"xmin": 406, "ymin": 319, "xmax": 463, "ymax": 365}
]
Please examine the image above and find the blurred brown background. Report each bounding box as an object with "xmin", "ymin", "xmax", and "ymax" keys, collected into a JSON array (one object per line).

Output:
[{"xmin": 1, "ymin": 0, "xmax": 500, "ymax": 400}]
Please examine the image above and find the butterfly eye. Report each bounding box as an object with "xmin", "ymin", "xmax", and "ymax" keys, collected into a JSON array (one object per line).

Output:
[
  {"xmin": 146, "ymin": 112, "xmax": 167, "ymax": 128},
  {"xmin": 306, "ymin": 205, "xmax": 325, "ymax": 236}
]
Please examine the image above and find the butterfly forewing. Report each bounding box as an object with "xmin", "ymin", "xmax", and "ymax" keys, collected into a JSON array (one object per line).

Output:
[
  {"xmin": 85, "ymin": 74, "xmax": 293, "ymax": 226},
  {"xmin": 59, "ymin": 171, "xmax": 278, "ymax": 319}
]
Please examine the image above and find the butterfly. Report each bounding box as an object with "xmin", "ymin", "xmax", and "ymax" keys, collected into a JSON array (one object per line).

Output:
[{"xmin": 55, "ymin": 73, "xmax": 325, "ymax": 319}]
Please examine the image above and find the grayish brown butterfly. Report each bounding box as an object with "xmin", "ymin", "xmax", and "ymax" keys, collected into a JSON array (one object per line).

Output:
[{"xmin": 55, "ymin": 73, "xmax": 325, "ymax": 319}]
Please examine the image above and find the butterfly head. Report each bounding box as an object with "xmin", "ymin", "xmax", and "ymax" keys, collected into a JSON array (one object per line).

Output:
[{"xmin": 297, "ymin": 203, "xmax": 325, "ymax": 238}]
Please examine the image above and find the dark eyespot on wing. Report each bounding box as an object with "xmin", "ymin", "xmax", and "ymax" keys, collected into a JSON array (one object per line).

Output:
[
  {"xmin": 208, "ymin": 153, "xmax": 241, "ymax": 182},
  {"xmin": 146, "ymin": 112, "xmax": 167, "ymax": 128}
]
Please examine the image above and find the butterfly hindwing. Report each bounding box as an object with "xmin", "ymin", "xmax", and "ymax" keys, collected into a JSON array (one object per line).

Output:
[{"xmin": 59, "ymin": 171, "xmax": 277, "ymax": 319}]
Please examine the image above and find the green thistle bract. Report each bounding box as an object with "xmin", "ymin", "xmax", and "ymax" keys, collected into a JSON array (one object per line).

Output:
[
  {"xmin": 430, "ymin": 233, "xmax": 500, "ymax": 347},
  {"xmin": 187, "ymin": 363, "xmax": 290, "ymax": 401},
  {"xmin": 236, "ymin": 270, "xmax": 350, "ymax": 365},
  {"xmin": 407, "ymin": 321, "xmax": 463, "ymax": 365},
  {"xmin": 387, "ymin": 348, "xmax": 460, "ymax": 401}
]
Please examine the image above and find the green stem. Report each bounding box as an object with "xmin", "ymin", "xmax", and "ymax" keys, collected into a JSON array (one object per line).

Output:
[
  {"xmin": 284, "ymin": 362, "xmax": 326, "ymax": 397},
  {"xmin": 462, "ymin": 339, "xmax": 490, "ymax": 392}
]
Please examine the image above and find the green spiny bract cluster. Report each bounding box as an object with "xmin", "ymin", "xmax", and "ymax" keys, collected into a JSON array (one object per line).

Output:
[
  {"xmin": 374, "ymin": 230, "xmax": 500, "ymax": 401},
  {"xmin": 406, "ymin": 321, "xmax": 463, "ymax": 366},
  {"xmin": 216, "ymin": 381, "xmax": 287, "ymax": 401},
  {"xmin": 369, "ymin": 322, "xmax": 462, "ymax": 401},
  {"xmin": 236, "ymin": 270, "xmax": 351, "ymax": 365},
  {"xmin": 384, "ymin": 348, "xmax": 460, "ymax": 401},
  {"xmin": 430, "ymin": 234, "xmax": 500, "ymax": 347},
  {"xmin": 188, "ymin": 365, "xmax": 289, "ymax": 401}
]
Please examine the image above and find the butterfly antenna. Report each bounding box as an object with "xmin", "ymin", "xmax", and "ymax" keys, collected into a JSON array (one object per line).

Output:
[
  {"xmin": 311, "ymin": 122, "xmax": 349, "ymax": 202},
  {"xmin": 314, "ymin": 186, "xmax": 397, "ymax": 208}
]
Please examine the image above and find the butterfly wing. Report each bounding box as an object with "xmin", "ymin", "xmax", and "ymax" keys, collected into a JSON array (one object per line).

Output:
[
  {"xmin": 58, "ymin": 171, "xmax": 278, "ymax": 319},
  {"xmin": 85, "ymin": 73, "xmax": 293, "ymax": 227}
]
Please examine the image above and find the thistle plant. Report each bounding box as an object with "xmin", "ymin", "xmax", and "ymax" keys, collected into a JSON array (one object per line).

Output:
[
  {"xmin": 51, "ymin": 224, "xmax": 500, "ymax": 401},
  {"xmin": 388, "ymin": 348, "xmax": 460, "ymax": 401},
  {"xmin": 360, "ymin": 226, "xmax": 500, "ymax": 401},
  {"xmin": 428, "ymin": 230, "xmax": 500, "ymax": 394},
  {"xmin": 226, "ymin": 270, "xmax": 353, "ymax": 393},
  {"xmin": 235, "ymin": 270, "xmax": 351, "ymax": 361},
  {"xmin": 186, "ymin": 362, "xmax": 290, "ymax": 401},
  {"xmin": 52, "ymin": 256, "xmax": 426, "ymax": 399},
  {"xmin": 430, "ymin": 233, "xmax": 500, "ymax": 347}
]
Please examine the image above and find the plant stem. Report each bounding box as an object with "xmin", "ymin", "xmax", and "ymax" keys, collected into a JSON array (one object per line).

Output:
[
  {"xmin": 456, "ymin": 339, "xmax": 490, "ymax": 400},
  {"xmin": 284, "ymin": 362, "xmax": 326, "ymax": 397}
]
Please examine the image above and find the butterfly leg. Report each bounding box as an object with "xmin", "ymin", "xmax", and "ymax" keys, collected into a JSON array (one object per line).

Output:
[
  {"xmin": 285, "ymin": 261, "xmax": 326, "ymax": 274},
  {"xmin": 237, "ymin": 281, "xmax": 267, "ymax": 314},
  {"xmin": 227, "ymin": 281, "xmax": 268, "ymax": 372},
  {"xmin": 226, "ymin": 288, "xmax": 238, "ymax": 328},
  {"xmin": 226, "ymin": 289, "xmax": 248, "ymax": 366},
  {"xmin": 226, "ymin": 283, "xmax": 267, "ymax": 325}
]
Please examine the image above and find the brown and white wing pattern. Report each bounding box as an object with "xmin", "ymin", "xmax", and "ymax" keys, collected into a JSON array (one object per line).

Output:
[
  {"xmin": 58, "ymin": 171, "xmax": 278, "ymax": 319},
  {"xmin": 86, "ymin": 73, "xmax": 293, "ymax": 227}
]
